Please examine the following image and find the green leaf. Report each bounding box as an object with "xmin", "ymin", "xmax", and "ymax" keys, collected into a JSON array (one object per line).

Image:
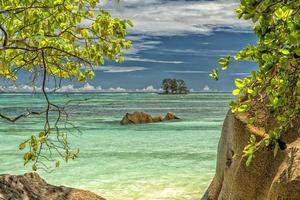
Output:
[
  {"xmin": 274, "ymin": 8, "xmax": 284, "ymax": 18},
  {"xmin": 87, "ymin": 71, "xmax": 95, "ymax": 79},
  {"xmin": 125, "ymin": 19, "xmax": 133, "ymax": 27},
  {"xmin": 246, "ymin": 155, "xmax": 253, "ymax": 167},
  {"xmin": 209, "ymin": 68, "xmax": 219, "ymax": 81},
  {"xmin": 39, "ymin": 131, "xmax": 45, "ymax": 138},
  {"xmin": 232, "ymin": 89, "xmax": 240, "ymax": 96},
  {"xmin": 272, "ymin": 97, "xmax": 279, "ymax": 107},
  {"xmin": 218, "ymin": 56, "xmax": 230, "ymax": 70},
  {"xmin": 221, "ymin": 65, "xmax": 228, "ymax": 70},
  {"xmin": 250, "ymin": 135, "xmax": 256, "ymax": 143},
  {"xmin": 283, "ymin": 9, "xmax": 293, "ymax": 18},
  {"xmin": 234, "ymin": 78, "xmax": 245, "ymax": 89},
  {"xmin": 80, "ymin": 29, "xmax": 90, "ymax": 38},
  {"xmin": 262, "ymin": 54, "xmax": 272, "ymax": 62},
  {"xmin": 218, "ymin": 58, "xmax": 228, "ymax": 65},
  {"xmin": 236, "ymin": 8, "xmax": 243, "ymax": 18},
  {"xmin": 281, "ymin": 49, "xmax": 290, "ymax": 55},
  {"xmin": 32, "ymin": 164, "xmax": 37, "ymax": 171},
  {"xmin": 23, "ymin": 152, "xmax": 32, "ymax": 166},
  {"xmin": 238, "ymin": 104, "xmax": 249, "ymax": 112},
  {"xmin": 248, "ymin": 117, "xmax": 256, "ymax": 124},
  {"xmin": 88, "ymin": 11, "xmax": 95, "ymax": 18},
  {"xmin": 56, "ymin": 160, "xmax": 60, "ymax": 168},
  {"xmin": 247, "ymin": 88, "xmax": 254, "ymax": 94},
  {"xmin": 19, "ymin": 143, "xmax": 26, "ymax": 150}
]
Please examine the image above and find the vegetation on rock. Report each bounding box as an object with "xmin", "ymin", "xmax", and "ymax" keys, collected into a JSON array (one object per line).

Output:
[{"xmin": 211, "ymin": 0, "xmax": 300, "ymax": 165}]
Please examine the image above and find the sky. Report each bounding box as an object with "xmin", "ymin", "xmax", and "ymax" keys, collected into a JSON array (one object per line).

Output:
[{"xmin": 1, "ymin": 0, "xmax": 258, "ymax": 92}]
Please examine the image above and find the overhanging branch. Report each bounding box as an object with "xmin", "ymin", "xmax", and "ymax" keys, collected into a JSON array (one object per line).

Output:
[{"xmin": 0, "ymin": 110, "xmax": 43, "ymax": 123}]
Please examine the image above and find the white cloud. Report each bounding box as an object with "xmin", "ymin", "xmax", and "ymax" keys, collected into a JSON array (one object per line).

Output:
[
  {"xmin": 135, "ymin": 85, "xmax": 162, "ymax": 93},
  {"xmin": 125, "ymin": 36, "xmax": 162, "ymax": 55},
  {"xmin": 0, "ymin": 83, "xmax": 139, "ymax": 93},
  {"xmin": 77, "ymin": 83, "xmax": 97, "ymax": 92},
  {"xmin": 0, "ymin": 85, "xmax": 50, "ymax": 93},
  {"xmin": 107, "ymin": 87, "xmax": 128, "ymax": 92},
  {"xmin": 126, "ymin": 57, "xmax": 183, "ymax": 64},
  {"xmin": 203, "ymin": 85, "xmax": 210, "ymax": 91},
  {"xmin": 55, "ymin": 84, "xmax": 76, "ymax": 93},
  {"xmin": 55, "ymin": 83, "xmax": 130, "ymax": 93},
  {"xmin": 94, "ymin": 66, "xmax": 148, "ymax": 73},
  {"xmin": 101, "ymin": 0, "xmax": 252, "ymax": 36},
  {"xmin": 158, "ymin": 48, "xmax": 237, "ymax": 57},
  {"xmin": 56, "ymin": 83, "xmax": 100, "ymax": 92},
  {"xmin": 231, "ymin": 72, "xmax": 250, "ymax": 76},
  {"xmin": 166, "ymin": 70, "xmax": 209, "ymax": 74}
]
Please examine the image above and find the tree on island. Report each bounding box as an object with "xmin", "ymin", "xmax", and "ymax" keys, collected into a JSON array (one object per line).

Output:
[
  {"xmin": 177, "ymin": 79, "xmax": 188, "ymax": 94},
  {"xmin": 162, "ymin": 78, "xmax": 171, "ymax": 94},
  {"xmin": 161, "ymin": 79, "xmax": 189, "ymax": 94},
  {"xmin": 0, "ymin": 0, "xmax": 132, "ymax": 171},
  {"xmin": 170, "ymin": 79, "xmax": 178, "ymax": 93}
]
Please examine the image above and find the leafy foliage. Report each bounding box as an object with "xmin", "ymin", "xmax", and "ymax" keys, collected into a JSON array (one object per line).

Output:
[
  {"xmin": 0, "ymin": 0, "xmax": 132, "ymax": 81},
  {"xmin": 0, "ymin": 0, "xmax": 132, "ymax": 170},
  {"xmin": 243, "ymin": 135, "xmax": 256, "ymax": 167},
  {"xmin": 211, "ymin": 0, "xmax": 300, "ymax": 165}
]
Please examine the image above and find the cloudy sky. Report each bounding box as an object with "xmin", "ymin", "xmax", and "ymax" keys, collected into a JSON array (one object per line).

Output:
[{"xmin": 1, "ymin": 0, "xmax": 258, "ymax": 92}]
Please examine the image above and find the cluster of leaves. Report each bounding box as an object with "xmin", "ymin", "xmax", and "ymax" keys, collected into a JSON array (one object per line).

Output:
[
  {"xmin": 211, "ymin": 0, "xmax": 300, "ymax": 166},
  {"xmin": 0, "ymin": 0, "xmax": 132, "ymax": 170},
  {"xmin": 19, "ymin": 129, "xmax": 79, "ymax": 171},
  {"xmin": 0, "ymin": 0, "xmax": 132, "ymax": 82}
]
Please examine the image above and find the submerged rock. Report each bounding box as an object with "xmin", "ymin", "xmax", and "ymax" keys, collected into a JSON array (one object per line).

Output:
[
  {"xmin": 120, "ymin": 112, "xmax": 155, "ymax": 124},
  {"xmin": 164, "ymin": 112, "xmax": 180, "ymax": 120},
  {"xmin": 120, "ymin": 112, "xmax": 178, "ymax": 125},
  {"xmin": 0, "ymin": 172, "xmax": 105, "ymax": 200},
  {"xmin": 202, "ymin": 111, "xmax": 300, "ymax": 200}
]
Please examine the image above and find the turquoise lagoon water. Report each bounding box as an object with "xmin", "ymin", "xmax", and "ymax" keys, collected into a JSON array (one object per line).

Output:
[{"xmin": 0, "ymin": 93, "xmax": 232, "ymax": 200}]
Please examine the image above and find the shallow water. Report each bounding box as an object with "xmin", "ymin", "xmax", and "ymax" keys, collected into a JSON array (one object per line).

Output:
[{"xmin": 0, "ymin": 93, "xmax": 232, "ymax": 200}]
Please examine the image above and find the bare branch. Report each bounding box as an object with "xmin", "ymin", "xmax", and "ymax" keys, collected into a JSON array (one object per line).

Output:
[{"xmin": 0, "ymin": 110, "xmax": 43, "ymax": 122}]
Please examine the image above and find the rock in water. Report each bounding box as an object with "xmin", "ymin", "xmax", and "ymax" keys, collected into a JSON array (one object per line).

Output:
[
  {"xmin": 120, "ymin": 112, "xmax": 155, "ymax": 125},
  {"xmin": 164, "ymin": 112, "xmax": 180, "ymax": 120},
  {"xmin": 152, "ymin": 116, "xmax": 164, "ymax": 123},
  {"xmin": 0, "ymin": 173, "xmax": 105, "ymax": 200},
  {"xmin": 202, "ymin": 111, "xmax": 300, "ymax": 200},
  {"xmin": 120, "ymin": 112, "xmax": 178, "ymax": 125}
]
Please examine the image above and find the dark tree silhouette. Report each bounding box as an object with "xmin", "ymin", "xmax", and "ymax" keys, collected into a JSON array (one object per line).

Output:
[
  {"xmin": 161, "ymin": 79, "xmax": 189, "ymax": 94},
  {"xmin": 162, "ymin": 78, "xmax": 171, "ymax": 94}
]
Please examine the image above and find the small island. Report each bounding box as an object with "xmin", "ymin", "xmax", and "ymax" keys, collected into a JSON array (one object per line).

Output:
[{"xmin": 160, "ymin": 79, "xmax": 189, "ymax": 94}]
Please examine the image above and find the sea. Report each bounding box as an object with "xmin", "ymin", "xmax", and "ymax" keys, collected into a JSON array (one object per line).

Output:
[{"xmin": 0, "ymin": 93, "xmax": 232, "ymax": 200}]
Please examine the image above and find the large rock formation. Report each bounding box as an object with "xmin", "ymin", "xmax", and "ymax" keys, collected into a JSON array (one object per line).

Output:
[
  {"xmin": 120, "ymin": 112, "xmax": 179, "ymax": 125},
  {"xmin": 0, "ymin": 172, "xmax": 105, "ymax": 200},
  {"xmin": 202, "ymin": 111, "xmax": 300, "ymax": 200}
]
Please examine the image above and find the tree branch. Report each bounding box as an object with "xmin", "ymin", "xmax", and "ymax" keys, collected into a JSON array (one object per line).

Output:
[
  {"xmin": 0, "ymin": 6, "xmax": 56, "ymax": 14},
  {"xmin": 0, "ymin": 110, "xmax": 43, "ymax": 123},
  {"xmin": 41, "ymin": 50, "xmax": 51, "ymax": 134},
  {"xmin": 0, "ymin": 25, "xmax": 8, "ymax": 47}
]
